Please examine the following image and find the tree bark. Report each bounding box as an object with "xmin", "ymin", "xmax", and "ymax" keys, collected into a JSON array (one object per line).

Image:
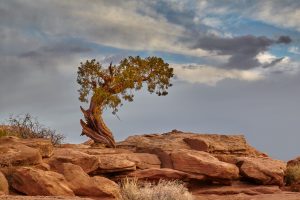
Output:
[{"xmin": 80, "ymin": 97, "xmax": 116, "ymax": 148}]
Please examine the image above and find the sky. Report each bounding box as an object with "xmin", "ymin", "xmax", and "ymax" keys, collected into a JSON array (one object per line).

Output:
[{"xmin": 0, "ymin": 0, "xmax": 300, "ymax": 160}]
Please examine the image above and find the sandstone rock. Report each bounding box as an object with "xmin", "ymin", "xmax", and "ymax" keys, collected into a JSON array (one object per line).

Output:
[
  {"xmin": 0, "ymin": 137, "xmax": 42, "ymax": 167},
  {"xmin": 47, "ymin": 148, "xmax": 98, "ymax": 174},
  {"xmin": 287, "ymin": 157, "xmax": 300, "ymax": 167},
  {"xmin": 11, "ymin": 167, "xmax": 74, "ymax": 196},
  {"xmin": 58, "ymin": 143, "xmax": 91, "ymax": 149},
  {"xmin": 0, "ymin": 171, "xmax": 8, "ymax": 195},
  {"xmin": 20, "ymin": 138, "xmax": 53, "ymax": 158},
  {"xmin": 195, "ymin": 192, "xmax": 300, "ymax": 200},
  {"xmin": 191, "ymin": 181, "xmax": 281, "ymax": 196},
  {"xmin": 237, "ymin": 157, "xmax": 286, "ymax": 186},
  {"xmin": 137, "ymin": 148, "xmax": 173, "ymax": 168},
  {"xmin": 92, "ymin": 154, "xmax": 136, "ymax": 174},
  {"xmin": 118, "ymin": 131, "xmax": 265, "ymax": 157},
  {"xmin": 58, "ymin": 163, "xmax": 121, "ymax": 199},
  {"xmin": 81, "ymin": 148, "xmax": 133, "ymax": 155},
  {"xmin": 33, "ymin": 162, "xmax": 50, "ymax": 171},
  {"xmin": 170, "ymin": 149, "xmax": 239, "ymax": 180},
  {"xmin": 116, "ymin": 168, "xmax": 193, "ymax": 181},
  {"xmin": 92, "ymin": 176, "xmax": 121, "ymax": 199},
  {"xmin": 117, "ymin": 153, "xmax": 161, "ymax": 169}
]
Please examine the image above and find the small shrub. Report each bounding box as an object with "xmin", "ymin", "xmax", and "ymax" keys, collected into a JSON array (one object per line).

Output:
[
  {"xmin": 1, "ymin": 113, "xmax": 65, "ymax": 145},
  {"xmin": 285, "ymin": 165, "xmax": 300, "ymax": 185},
  {"xmin": 120, "ymin": 178, "xmax": 194, "ymax": 200}
]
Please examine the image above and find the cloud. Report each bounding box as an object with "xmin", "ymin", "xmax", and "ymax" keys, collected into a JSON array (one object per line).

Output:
[
  {"xmin": 277, "ymin": 36, "xmax": 292, "ymax": 44},
  {"xmin": 192, "ymin": 35, "xmax": 292, "ymax": 69},
  {"xmin": 289, "ymin": 46, "xmax": 300, "ymax": 55},
  {"xmin": 259, "ymin": 57, "xmax": 300, "ymax": 75},
  {"xmin": 246, "ymin": 1, "xmax": 300, "ymax": 32},
  {"xmin": 201, "ymin": 17, "xmax": 223, "ymax": 28},
  {"xmin": 19, "ymin": 42, "xmax": 92, "ymax": 60},
  {"xmin": 256, "ymin": 51, "xmax": 300, "ymax": 74},
  {"xmin": 173, "ymin": 64, "xmax": 263, "ymax": 86}
]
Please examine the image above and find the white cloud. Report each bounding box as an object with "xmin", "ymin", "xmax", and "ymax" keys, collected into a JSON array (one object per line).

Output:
[
  {"xmin": 289, "ymin": 46, "xmax": 300, "ymax": 55},
  {"xmin": 201, "ymin": 17, "xmax": 223, "ymax": 28},
  {"xmin": 246, "ymin": 1, "xmax": 300, "ymax": 31},
  {"xmin": 173, "ymin": 64, "xmax": 263, "ymax": 86},
  {"xmin": 256, "ymin": 52, "xmax": 277, "ymax": 64}
]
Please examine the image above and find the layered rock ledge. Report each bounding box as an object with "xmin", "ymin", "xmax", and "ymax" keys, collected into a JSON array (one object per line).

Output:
[{"xmin": 0, "ymin": 130, "xmax": 297, "ymax": 199}]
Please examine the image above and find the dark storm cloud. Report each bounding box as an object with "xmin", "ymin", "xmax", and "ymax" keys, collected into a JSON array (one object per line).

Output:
[
  {"xmin": 262, "ymin": 57, "xmax": 285, "ymax": 68},
  {"xmin": 20, "ymin": 42, "xmax": 92, "ymax": 59},
  {"xmin": 192, "ymin": 35, "xmax": 292, "ymax": 69},
  {"xmin": 277, "ymin": 36, "xmax": 292, "ymax": 44}
]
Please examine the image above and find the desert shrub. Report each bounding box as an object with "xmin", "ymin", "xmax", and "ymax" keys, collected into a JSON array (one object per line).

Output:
[
  {"xmin": 0, "ymin": 129, "xmax": 8, "ymax": 137},
  {"xmin": 120, "ymin": 178, "xmax": 194, "ymax": 200},
  {"xmin": 1, "ymin": 113, "xmax": 64, "ymax": 145},
  {"xmin": 285, "ymin": 165, "xmax": 300, "ymax": 185}
]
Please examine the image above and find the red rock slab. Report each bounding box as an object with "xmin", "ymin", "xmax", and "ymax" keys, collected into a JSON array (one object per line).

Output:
[
  {"xmin": 47, "ymin": 148, "xmax": 98, "ymax": 174},
  {"xmin": 11, "ymin": 167, "xmax": 74, "ymax": 196},
  {"xmin": 237, "ymin": 157, "xmax": 286, "ymax": 186},
  {"xmin": 171, "ymin": 149, "xmax": 239, "ymax": 180}
]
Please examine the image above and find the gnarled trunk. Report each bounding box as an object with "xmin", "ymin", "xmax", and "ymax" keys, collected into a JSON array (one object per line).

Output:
[{"xmin": 80, "ymin": 97, "xmax": 116, "ymax": 148}]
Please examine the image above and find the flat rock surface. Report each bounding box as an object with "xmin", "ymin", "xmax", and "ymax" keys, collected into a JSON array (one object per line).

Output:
[
  {"xmin": 190, "ymin": 182, "xmax": 281, "ymax": 195},
  {"xmin": 118, "ymin": 131, "xmax": 265, "ymax": 157},
  {"xmin": 195, "ymin": 192, "xmax": 300, "ymax": 200}
]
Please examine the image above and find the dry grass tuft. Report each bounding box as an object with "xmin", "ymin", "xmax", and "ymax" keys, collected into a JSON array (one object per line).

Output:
[
  {"xmin": 285, "ymin": 165, "xmax": 300, "ymax": 185},
  {"xmin": 120, "ymin": 178, "xmax": 194, "ymax": 200}
]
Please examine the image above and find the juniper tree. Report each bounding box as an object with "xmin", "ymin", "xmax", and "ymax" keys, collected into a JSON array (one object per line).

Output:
[{"xmin": 77, "ymin": 56, "xmax": 174, "ymax": 147}]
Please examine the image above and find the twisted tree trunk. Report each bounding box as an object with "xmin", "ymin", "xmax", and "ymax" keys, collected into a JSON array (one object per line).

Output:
[{"xmin": 80, "ymin": 97, "xmax": 116, "ymax": 148}]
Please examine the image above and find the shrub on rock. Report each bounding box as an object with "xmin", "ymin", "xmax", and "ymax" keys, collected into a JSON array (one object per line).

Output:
[{"xmin": 1, "ymin": 114, "xmax": 64, "ymax": 145}]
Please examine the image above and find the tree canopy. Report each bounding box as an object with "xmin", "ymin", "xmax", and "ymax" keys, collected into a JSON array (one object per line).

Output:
[{"xmin": 77, "ymin": 56, "xmax": 174, "ymax": 115}]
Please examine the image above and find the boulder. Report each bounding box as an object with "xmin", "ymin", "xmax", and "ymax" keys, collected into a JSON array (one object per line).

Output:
[
  {"xmin": 58, "ymin": 163, "xmax": 121, "ymax": 199},
  {"xmin": 237, "ymin": 157, "xmax": 286, "ymax": 186},
  {"xmin": 47, "ymin": 148, "xmax": 98, "ymax": 174},
  {"xmin": 0, "ymin": 137, "xmax": 42, "ymax": 167},
  {"xmin": 92, "ymin": 154, "xmax": 136, "ymax": 174},
  {"xmin": 0, "ymin": 171, "xmax": 8, "ymax": 195},
  {"xmin": 20, "ymin": 138, "xmax": 53, "ymax": 158},
  {"xmin": 170, "ymin": 149, "xmax": 239, "ymax": 180},
  {"xmin": 11, "ymin": 167, "xmax": 74, "ymax": 196}
]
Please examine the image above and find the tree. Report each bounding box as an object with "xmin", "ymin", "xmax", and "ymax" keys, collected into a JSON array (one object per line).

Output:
[{"xmin": 77, "ymin": 56, "xmax": 174, "ymax": 148}]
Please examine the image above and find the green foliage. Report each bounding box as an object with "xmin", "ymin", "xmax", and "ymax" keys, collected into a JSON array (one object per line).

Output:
[
  {"xmin": 77, "ymin": 56, "xmax": 174, "ymax": 114},
  {"xmin": 285, "ymin": 165, "xmax": 300, "ymax": 185},
  {"xmin": 120, "ymin": 178, "xmax": 194, "ymax": 200},
  {"xmin": 1, "ymin": 114, "xmax": 65, "ymax": 145}
]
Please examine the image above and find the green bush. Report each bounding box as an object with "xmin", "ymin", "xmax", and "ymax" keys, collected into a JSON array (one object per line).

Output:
[
  {"xmin": 285, "ymin": 165, "xmax": 300, "ymax": 185},
  {"xmin": 1, "ymin": 113, "xmax": 65, "ymax": 145},
  {"xmin": 120, "ymin": 178, "xmax": 194, "ymax": 200}
]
